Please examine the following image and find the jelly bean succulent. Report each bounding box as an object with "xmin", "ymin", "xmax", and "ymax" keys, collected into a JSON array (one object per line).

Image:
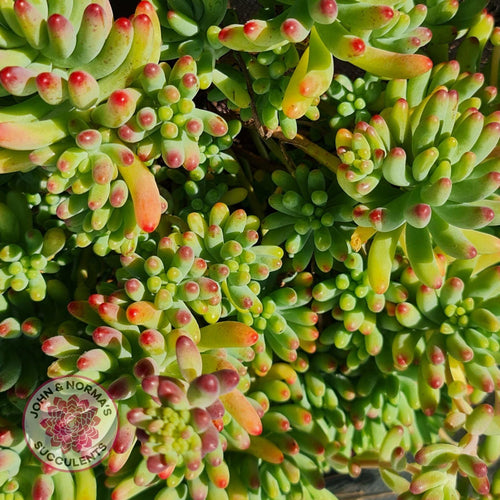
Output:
[
  {"xmin": 262, "ymin": 164, "xmax": 353, "ymax": 273},
  {"xmin": 0, "ymin": 0, "xmax": 499, "ymax": 499},
  {"xmin": 322, "ymin": 73, "xmax": 384, "ymax": 133},
  {"xmin": 336, "ymin": 67, "xmax": 500, "ymax": 294}
]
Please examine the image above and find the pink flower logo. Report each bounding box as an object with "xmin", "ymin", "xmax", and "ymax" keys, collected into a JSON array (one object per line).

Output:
[{"xmin": 40, "ymin": 395, "xmax": 101, "ymax": 453}]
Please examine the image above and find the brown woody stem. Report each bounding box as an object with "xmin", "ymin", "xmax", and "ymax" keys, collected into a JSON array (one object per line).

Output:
[{"xmin": 273, "ymin": 130, "xmax": 341, "ymax": 174}]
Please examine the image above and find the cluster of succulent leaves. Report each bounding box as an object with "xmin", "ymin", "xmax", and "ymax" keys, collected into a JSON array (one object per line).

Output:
[{"xmin": 0, "ymin": 0, "xmax": 499, "ymax": 499}]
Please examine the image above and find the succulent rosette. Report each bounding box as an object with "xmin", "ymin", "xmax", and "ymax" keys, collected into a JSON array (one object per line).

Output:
[
  {"xmin": 39, "ymin": 128, "xmax": 166, "ymax": 256},
  {"xmin": 113, "ymin": 333, "xmax": 262, "ymax": 499},
  {"xmin": 118, "ymin": 56, "xmax": 234, "ymax": 174},
  {"xmin": 336, "ymin": 64, "xmax": 500, "ymax": 294},
  {"xmin": 149, "ymin": 0, "xmax": 229, "ymax": 90},
  {"xmin": 313, "ymin": 251, "xmax": 407, "ymax": 366},
  {"xmin": 262, "ymin": 164, "xmax": 353, "ymax": 273},
  {"xmin": 214, "ymin": 0, "xmax": 433, "ymax": 124},
  {"xmin": 322, "ymin": 73, "xmax": 384, "ymax": 133},
  {"xmin": 0, "ymin": 190, "xmax": 66, "ymax": 301},
  {"xmin": 46, "ymin": 323, "xmax": 262, "ymax": 499},
  {"xmin": 116, "ymin": 234, "xmax": 223, "ymax": 329},
  {"xmin": 44, "ymin": 250, "xmax": 211, "ymax": 370},
  {"xmin": 0, "ymin": 0, "xmax": 161, "ymax": 101},
  {"xmin": 178, "ymin": 203, "xmax": 284, "ymax": 318},
  {"xmin": 235, "ymin": 272, "xmax": 319, "ymax": 373},
  {"xmin": 376, "ymin": 260, "xmax": 500, "ymax": 418}
]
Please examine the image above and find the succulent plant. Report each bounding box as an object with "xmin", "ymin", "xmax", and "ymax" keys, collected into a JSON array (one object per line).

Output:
[
  {"xmin": 379, "ymin": 259, "xmax": 500, "ymax": 410},
  {"xmin": 322, "ymin": 73, "xmax": 384, "ymax": 133},
  {"xmin": 335, "ymin": 64, "xmax": 500, "ymax": 294},
  {"xmin": 0, "ymin": 0, "xmax": 161, "ymax": 101},
  {"xmin": 150, "ymin": 0, "xmax": 229, "ymax": 90},
  {"xmin": 0, "ymin": 190, "xmax": 66, "ymax": 301},
  {"xmin": 177, "ymin": 203, "xmax": 284, "ymax": 318},
  {"xmin": 237, "ymin": 272, "xmax": 319, "ymax": 372},
  {"xmin": 262, "ymin": 164, "xmax": 353, "ymax": 273},
  {"xmin": 122, "ymin": 334, "xmax": 261, "ymax": 498},
  {"xmin": 231, "ymin": 45, "xmax": 304, "ymax": 139}
]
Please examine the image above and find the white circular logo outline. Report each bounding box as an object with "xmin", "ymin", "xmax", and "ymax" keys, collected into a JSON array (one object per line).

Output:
[{"xmin": 23, "ymin": 375, "xmax": 119, "ymax": 472}]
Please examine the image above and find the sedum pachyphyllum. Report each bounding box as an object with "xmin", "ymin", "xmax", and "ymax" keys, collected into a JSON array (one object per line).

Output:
[
  {"xmin": 111, "ymin": 333, "xmax": 263, "ymax": 500},
  {"xmin": 0, "ymin": 0, "xmax": 161, "ymax": 101},
  {"xmin": 380, "ymin": 257, "xmax": 500, "ymax": 414},
  {"xmin": 0, "ymin": 0, "xmax": 499, "ymax": 499},
  {"xmin": 322, "ymin": 73, "xmax": 385, "ymax": 134},
  {"xmin": 336, "ymin": 62, "xmax": 500, "ymax": 294},
  {"xmin": 262, "ymin": 164, "xmax": 353, "ymax": 273}
]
